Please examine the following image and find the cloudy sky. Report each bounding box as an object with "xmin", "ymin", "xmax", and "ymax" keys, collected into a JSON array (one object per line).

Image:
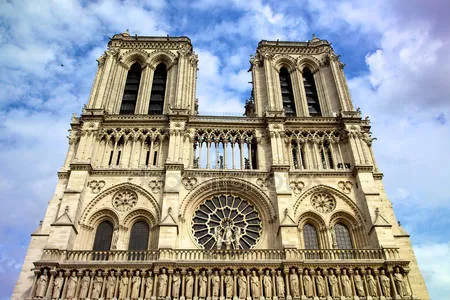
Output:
[{"xmin": 0, "ymin": 0, "xmax": 449, "ymax": 298}]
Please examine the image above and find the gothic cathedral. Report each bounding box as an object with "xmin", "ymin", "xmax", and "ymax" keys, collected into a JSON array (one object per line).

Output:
[{"xmin": 13, "ymin": 33, "xmax": 429, "ymax": 300}]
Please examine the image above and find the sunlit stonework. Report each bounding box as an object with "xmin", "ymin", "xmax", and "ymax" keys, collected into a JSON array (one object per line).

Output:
[{"xmin": 13, "ymin": 33, "xmax": 429, "ymax": 300}]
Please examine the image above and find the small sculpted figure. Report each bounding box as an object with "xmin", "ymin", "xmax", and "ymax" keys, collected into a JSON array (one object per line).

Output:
[
  {"xmin": 145, "ymin": 271, "xmax": 154, "ymax": 299},
  {"xmin": 353, "ymin": 270, "xmax": 365, "ymax": 296},
  {"xmin": 225, "ymin": 270, "xmax": 234, "ymax": 299},
  {"xmin": 199, "ymin": 270, "xmax": 208, "ymax": 298},
  {"xmin": 172, "ymin": 270, "xmax": 181, "ymax": 298},
  {"xmin": 211, "ymin": 270, "xmax": 220, "ymax": 298},
  {"xmin": 131, "ymin": 271, "xmax": 142, "ymax": 299},
  {"xmin": 394, "ymin": 267, "xmax": 407, "ymax": 297},
  {"xmin": 91, "ymin": 271, "xmax": 103, "ymax": 299},
  {"xmin": 238, "ymin": 270, "xmax": 247, "ymax": 299},
  {"xmin": 263, "ymin": 270, "xmax": 272, "ymax": 298},
  {"xmin": 186, "ymin": 270, "xmax": 194, "ymax": 299},
  {"xmin": 302, "ymin": 270, "xmax": 313, "ymax": 298},
  {"xmin": 66, "ymin": 271, "xmax": 78, "ymax": 299},
  {"xmin": 380, "ymin": 269, "xmax": 391, "ymax": 297},
  {"xmin": 106, "ymin": 270, "xmax": 116, "ymax": 299},
  {"xmin": 52, "ymin": 271, "xmax": 64, "ymax": 299},
  {"xmin": 119, "ymin": 271, "xmax": 130, "ymax": 299},
  {"xmin": 159, "ymin": 269, "xmax": 169, "ymax": 298},
  {"xmin": 315, "ymin": 270, "xmax": 325, "ymax": 297},
  {"xmin": 251, "ymin": 270, "xmax": 260, "ymax": 298},
  {"xmin": 276, "ymin": 270, "xmax": 285, "ymax": 298},
  {"xmin": 289, "ymin": 269, "xmax": 299, "ymax": 298},
  {"xmin": 341, "ymin": 270, "xmax": 352, "ymax": 297},
  {"xmin": 35, "ymin": 269, "xmax": 48, "ymax": 298},
  {"xmin": 328, "ymin": 270, "xmax": 339, "ymax": 297},
  {"xmin": 366, "ymin": 270, "xmax": 378, "ymax": 297}
]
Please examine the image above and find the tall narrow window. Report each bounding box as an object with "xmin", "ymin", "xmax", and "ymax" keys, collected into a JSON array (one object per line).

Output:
[
  {"xmin": 93, "ymin": 221, "xmax": 113, "ymax": 251},
  {"xmin": 303, "ymin": 68, "xmax": 321, "ymax": 116},
  {"xmin": 303, "ymin": 224, "xmax": 319, "ymax": 249},
  {"xmin": 120, "ymin": 63, "xmax": 142, "ymax": 114},
  {"xmin": 149, "ymin": 63, "xmax": 167, "ymax": 115},
  {"xmin": 129, "ymin": 221, "xmax": 150, "ymax": 250},
  {"xmin": 279, "ymin": 67, "xmax": 296, "ymax": 116},
  {"xmin": 334, "ymin": 223, "xmax": 353, "ymax": 249}
]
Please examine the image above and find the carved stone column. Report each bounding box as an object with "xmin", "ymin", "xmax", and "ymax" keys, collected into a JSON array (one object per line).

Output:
[{"xmin": 194, "ymin": 270, "xmax": 199, "ymax": 300}]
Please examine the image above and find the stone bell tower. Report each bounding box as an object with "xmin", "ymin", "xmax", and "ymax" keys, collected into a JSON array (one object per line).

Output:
[{"xmin": 14, "ymin": 33, "xmax": 428, "ymax": 300}]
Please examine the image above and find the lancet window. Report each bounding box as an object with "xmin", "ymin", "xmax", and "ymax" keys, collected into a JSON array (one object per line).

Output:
[
  {"xmin": 279, "ymin": 67, "xmax": 296, "ymax": 116},
  {"xmin": 148, "ymin": 63, "xmax": 167, "ymax": 115},
  {"xmin": 334, "ymin": 223, "xmax": 353, "ymax": 249},
  {"xmin": 120, "ymin": 63, "xmax": 142, "ymax": 114},
  {"xmin": 93, "ymin": 221, "xmax": 114, "ymax": 251},
  {"xmin": 302, "ymin": 68, "xmax": 321, "ymax": 116},
  {"xmin": 303, "ymin": 224, "xmax": 319, "ymax": 249},
  {"xmin": 128, "ymin": 221, "xmax": 150, "ymax": 251}
]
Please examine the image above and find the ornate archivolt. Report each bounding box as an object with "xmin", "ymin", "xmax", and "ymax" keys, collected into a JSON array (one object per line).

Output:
[
  {"xmin": 272, "ymin": 54, "xmax": 297, "ymax": 72},
  {"xmin": 296, "ymin": 55, "xmax": 321, "ymax": 73},
  {"xmin": 148, "ymin": 51, "xmax": 177, "ymax": 69},
  {"xmin": 119, "ymin": 49, "xmax": 150, "ymax": 68}
]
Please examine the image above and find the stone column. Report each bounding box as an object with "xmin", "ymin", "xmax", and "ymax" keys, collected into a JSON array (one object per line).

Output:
[
  {"xmin": 181, "ymin": 270, "xmax": 186, "ymax": 300},
  {"xmin": 153, "ymin": 272, "xmax": 159, "ymax": 299},
  {"xmin": 168, "ymin": 270, "xmax": 173, "ymax": 299},
  {"xmin": 194, "ymin": 270, "xmax": 199, "ymax": 300},
  {"xmin": 220, "ymin": 270, "xmax": 224, "ymax": 300},
  {"xmin": 61, "ymin": 271, "xmax": 70, "ymax": 299},
  {"xmin": 45, "ymin": 269, "xmax": 56, "ymax": 298},
  {"xmin": 283, "ymin": 269, "xmax": 291, "ymax": 300}
]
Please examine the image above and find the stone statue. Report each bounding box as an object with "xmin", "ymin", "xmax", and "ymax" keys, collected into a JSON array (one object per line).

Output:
[
  {"xmin": 211, "ymin": 270, "xmax": 220, "ymax": 298},
  {"xmin": 119, "ymin": 271, "xmax": 130, "ymax": 299},
  {"xmin": 91, "ymin": 271, "xmax": 103, "ymax": 299},
  {"xmin": 215, "ymin": 227, "xmax": 223, "ymax": 250},
  {"xmin": 394, "ymin": 267, "xmax": 407, "ymax": 297},
  {"xmin": 172, "ymin": 270, "xmax": 181, "ymax": 298},
  {"xmin": 186, "ymin": 270, "xmax": 194, "ymax": 299},
  {"xmin": 328, "ymin": 270, "xmax": 339, "ymax": 297},
  {"xmin": 132, "ymin": 271, "xmax": 142, "ymax": 299},
  {"xmin": 145, "ymin": 271, "xmax": 154, "ymax": 299},
  {"xmin": 199, "ymin": 270, "xmax": 208, "ymax": 299},
  {"xmin": 250, "ymin": 270, "xmax": 260, "ymax": 298},
  {"xmin": 263, "ymin": 270, "xmax": 272, "ymax": 298},
  {"xmin": 35, "ymin": 269, "xmax": 48, "ymax": 298},
  {"xmin": 79, "ymin": 271, "xmax": 90, "ymax": 299},
  {"xmin": 315, "ymin": 270, "xmax": 325, "ymax": 297},
  {"xmin": 380, "ymin": 269, "xmax": 391, "ymax": 297},
  {"xmin": 66, "ymin": 271, "xmax": 78, "ymax": 299},
  {"xmin": 234, "ymin": 226, "xmax": 243, "ymax": 249},
  {"xmin": 366, "ymin": 270, "xmax": 377, "ymax": 297},
  {"xmin": 238, "ymin": 270, "xmax": 247, "ymax": 299},
  {"xmin": 276, "ymin": 270, "xmax": 285, "ymax": 298},
  {"xmin": 52, "ymin": 271, "xmax": 64, "ymax": 299},
  {"xmin": 341, "ymin": 270, "xmax": 352, "ymax": 297},
  {"xmin": 353, "ymin": 270, "xmax": 365, "ymax": 296},
  {"xmin": 224, "ymin": 225, "xmax": 233, "ymax": 249},
  {"xmin": 302, "ymin": 270, "xmax": 313, "ymax": 298},
  {"xmin": 106, "ymin": 270, "xmax": 116, "ymax": 299},
  {"xmin": 111, "ymin": 227, "xmax": 119, "ymax": 249},
  {"xmin": 159, "ymin": 269, "xmax": 168, "ymax": 298},
  {"xmin": 289, "ymin": 269, "xmax": 299, "ymax": 298},
  {"xmin": 224, "ymin": 270, "xmax": 234, "ymax": 299}
]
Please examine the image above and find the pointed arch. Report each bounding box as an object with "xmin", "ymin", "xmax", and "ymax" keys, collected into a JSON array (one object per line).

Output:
[
  {"xmin": 302, "ymin": 67, "xmax": 321, "ymax": 116},
  {"xmin": 149, "ymin": 63, "xmax": 167, "ymax": 115},
  {"xmin": 120, "ymin": 62, "xmax": 142, "ymax": 114},
  {"xmin": 279, "ymin": 67, "xmax": 296, "ymax": 116},
  {"xmin": 119, "ymin": 49, "xmax": 149, "ymax": 68},
  {"xmin": 148, "ymin": 51, "xmax": 176, "ymax": 69}
]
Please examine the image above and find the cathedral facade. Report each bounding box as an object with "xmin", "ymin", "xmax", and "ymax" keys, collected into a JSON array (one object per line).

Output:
[{"xmin": 13, "ymin": 33, "xmax": 429, "ymax": 299}]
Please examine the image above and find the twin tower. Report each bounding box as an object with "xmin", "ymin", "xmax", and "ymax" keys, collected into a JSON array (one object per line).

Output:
[{"xmin": 14, "ymin": 32, "xmax": 428, "ymax": 299}]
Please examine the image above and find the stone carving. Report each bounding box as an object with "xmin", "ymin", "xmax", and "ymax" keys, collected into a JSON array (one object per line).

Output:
[
  {"xmin": 328, "ymin": 269, "xmax": 339, "ymax": 297},
  {"xmin": 251, "ymin": 270, "xmax": 260, "ymax": 298},
  {"xmin": 354, "ymin": 270, "xmax": 365, "ymax": 296},
  {"xmin": 341, "ymin": 269, "xmax": 352, "ymax": 297},
  {"xmin": 238, "ymin": 270, "xmax": 248, "ymax": 299},
  {"xmin": 380, "ymin": 269, "xmax": 391, "ymax": 297},
  {"xmin": 310, "ymin": 192, "xmax": 336, "ymax": 213},
  {"xmin": 225, "ymin": 270, "xmax": 234, "ymax": 299},
  {"xmin": 158, "ymin": 269, "xmax": 168, "ymax": 298},
  {"xmin": 199, "ymin": 270, "xmax": 208, "ymax": 299},
  {"xmin": 79, "ymin": 271, "xmax": 90, "ymax": 299},
  {"xmin": 289, "ymin": 269, "xmax": 299, "ymax": 298},
  {"xmin": 66, "ymin": 271, "xmax": 78, "ymax": 299},
  {"xmin": 302, "ymin": 270, "xmax": 313, "ymax": 297},
  {"xmin": 367, "ymin": 270, "xmax": 378, "ymax": 297},
  {"xmin": 149, "ymin": 180, "xmax": 163, "ymax": 193},
  {"xmin": 36, "ymin": 269, "xmax": 48, "ymax": 298},
  {"xmin": 256, "ymin": 177, "xmax": 271, "ymax": 190},
  {"xmin": 112, "ymin": 189, "xmax": 138, "ymax": 212},
  {"xmin": 394, "ymin": 267, "xmax": 408, "ymax": 297},
  {"xmin": 172, "ymin": 270, "xmax": 181, "ymax": 298},
  {"xmin": 275, "ymin": 270, "xmax": 285, "ymax": 298},
  {"xmin": 119, "ymin": 271, "xmax": 130, "ymax": 299},
  {"xmin": 337, "ymin": 181, "xmax": 352, "ymax": 194},
  {"xmin": 88, "ymin": 180, "xmax": 106, "ymax": 193},
  {"xmin": 263, "ymin": 270, "xmax": 272, "ymax": 298},
  {"xmin": 186, "ymin": 270, "xmax": 194, "ymax": 299},
  {"xmin": 289, "ymin": 181, "xmax": 305, "ymax": 194},
  {"xmin": 111, "ymin": 227, "xmax": 119, "ymax": 250},
  {"xmin": 106, "ymin": 270, "xmax": 116, "ymax": 299},
  {"xmin": 91, "ymin": 271, "xmax": 103, "ymax": 299},
  {"xmin": 182, "ymin": 177, "xmax": 198, "ymax": 190},
  {"xmin": 132, "ymin": 271, "xmax": 142, "ymax": 299},
  {"xmin": 52, "ymin": 271, "xmax": 64, "ymax": 299},
  {"xmin": 145, "ymin": 271, "xmax": 154, "ymax": 299},
  {"xmin": 211, "ymin": 270, "xmax": 220, "ymax": 298},
  {"xmin": 315, "ymin": 270, "xmax": 326, "ymax": 297}
]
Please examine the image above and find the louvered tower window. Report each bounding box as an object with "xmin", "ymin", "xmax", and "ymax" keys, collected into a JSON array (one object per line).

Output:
[
  {"xmin": 148, "ymin": 64, "xmax": 167, "ymax": 115},
  {"xmin": 303, "ymin": 223, "xmax": 319, "ymax": 249},
  {"xmin": 93, "ymin": 221, "xmax": 113, "ymax": 251},
  {"xmin": 279, "ymin": 67, "xmax": 296, "ymax": 116},
  {"xmin": 128, "ymin": 221, "xmax": 150, "ymax": 250},
  {"xmin": 303, "ymin": 68, "xmax": 321, "ymax": 116},
  {"xmin": 120, "ymin": 63, "xmax": 142, "ymax": 114},
  {"xmin": 334, "ymin": 223, "xmax": 353, "ymax": 249}
]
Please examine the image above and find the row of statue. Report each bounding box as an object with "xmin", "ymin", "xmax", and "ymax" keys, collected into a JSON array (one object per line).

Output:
[{"xmin": 34, "ymin": 266, "xmax": 411, "ymax": 299}]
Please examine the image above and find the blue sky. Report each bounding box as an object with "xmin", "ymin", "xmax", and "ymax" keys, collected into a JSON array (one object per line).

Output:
[{"xmin": 0, "ymin": 0, "xmax": 449, "ymax": 298}]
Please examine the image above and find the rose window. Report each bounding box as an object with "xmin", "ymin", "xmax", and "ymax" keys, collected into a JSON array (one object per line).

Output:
[
  {"xmin": 192, "ymin": 194, "xmax": 262, "ymax": 250},
  {"xmin": 112, "ymin": 189, "xmax": 138, "ymax": 212},
  {"xmin": 310, "ymin": 192, "xmax": 336, "ymax": 213}
]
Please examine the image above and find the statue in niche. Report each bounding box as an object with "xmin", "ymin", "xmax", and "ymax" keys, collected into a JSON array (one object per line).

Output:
[
  {"xmin": 394, "ymin": 267, "xmax": 408, "ymax": 297},
  {"xmin": 35, "ymin": 269, "xmax": 48, "ymax": 298},
  {"xmin": 79, "ymin": 270, "xmax": 91, "ymax": 299},
  {"xmin": 328, "ymin": 270, "xmax": 339, "ymax": 297},
  {"xmin": 52, "ymin": 271, "xmax": 64, "ymax": 299},
  {"xmin": 341, "ymin": 270, "xmax": 352, "ymax": 297},
  {"xmin": 145, "ymin": 271, "xmax": 154, "ymax": 299},
  {"xmin": 238, "ymin": 270, "xmax": 247, "ymax": 299},
  {"xmin": 302, "ymin": 270, "xmax": 313, "ymax": 298},
  {"xmin": 211, "ymin": 270, "xmax": 220, "ymax": 299},
  {"xmin": 224, "ymin": 225, "xmax": 233, "ymax": 249},
  {"xmin": 224, "ymin": 270, "xmax": 234, "ymax": 299},
  {"xmin": 119, "ymin": 271, "xmax": 130, "ymax": 299},
  {"xmin": 315, "ymin": 270, "xmax": 325, "ymax": 297},
  {"xmin": 353, "ymin": 270, "xmax": 365, "ymax": 296},
  {"xmin": 263, "ymin": 270, "xmax": 272, "ymax": 299},
  {"xmin": 186, "ymin": 270, "xmax": 194, "ymax": 299},
  {"xmin": 172, "ymin": 270, "xmax": 181, "ymax": 299},
  {"xmin": 159, "ymin": 269, "xmax": 169, "ymax": 298},
  {"xmin": 276, "ymin": 270, "xmax": 285, "ymax": 298},
  {"xmin": 66, "ymin": 271, "xmax": 78, "ymax": 299},
  {"xmin": 366, "ymin": 270, "xmax": 378, "ymax": 297},
  {"xmin": 380, "ymin": 269, "xmax": 391, "ymax": 297},
  {"xmin": 250, "ymin": 270, "xmax": 260, "ymax": 298},
  {"xmin": 111, "ymin": 227, "xmax": 119, "ymax": 249},
  {"xmin": 91, "ymin": 271, "xmax": 103, "ymax": 299},
  {"xmin": 199, "ymin": 270, "xmax": 208, "ymax": 299},
  {"xmin": 289, "ymin": 269, "xmax": 299, "ymax": 298},
  {"xmin": 106, "ymin": 270, "xmax": 116, "ymax": 299},
  {"xmin": 215, "ymin": 227, "xmax": 223, "ymax": 250},
  {"xmin": 132, "ymin": 271, "xmax": 142, "ymax": 299}
]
